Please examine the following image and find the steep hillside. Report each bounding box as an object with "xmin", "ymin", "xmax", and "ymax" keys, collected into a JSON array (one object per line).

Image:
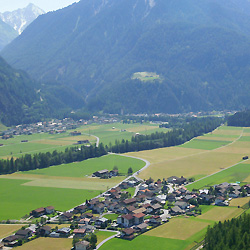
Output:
[
  {"xmin": 0, "ymin": 56, "xmax": 85, "ymax": 125},
  {"xmin": 2, "ymin": 0, "xmax": 250, "ymax": 113},
  {"xmin": 0, "ymin": 18, "xmax": 18, "ymax": 50},
  {"xmin": 0, "ymin": 3, "xmax": 45, "ymax": 34}
]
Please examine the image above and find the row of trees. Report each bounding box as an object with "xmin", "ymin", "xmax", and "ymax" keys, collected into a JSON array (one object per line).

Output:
[
  {"xmin": 204, "ymin": 213, "xmax": 250, "ymax": 250},
  {"xmin": 108, "ymin": 117, "xmax": 223, "ymax": 153},
  {"xmin": 0, "ymin": 143, "xmax": 107, "ymax": 175}
]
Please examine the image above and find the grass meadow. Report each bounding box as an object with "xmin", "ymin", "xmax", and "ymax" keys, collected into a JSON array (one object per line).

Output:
[
  {"xmin": 0, "ymin": 154, "xmax": 145, "ymax": 220},
  {"xmin": 15, "ymin": 238, "xmax": 72, "ymax": 250},
  {"xmin": 99, "ymin": 235, "xmax": 190, "ymax": 250},
  {"xmin": 0, "ymin": 224, "xmax": 22, "ymax": 238}
]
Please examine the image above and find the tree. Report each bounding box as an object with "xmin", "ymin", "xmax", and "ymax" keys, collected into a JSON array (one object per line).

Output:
[
  {"xmin": 90, "ymin": 234, "xmax": 97, "ymax": 249},
  {"xmin": 128, "ymin": 167, "xmax": 133, "ymax": 175},
  {"xmin": 113, "ymin": 165, "xmax": 118, "ymax": 171}
]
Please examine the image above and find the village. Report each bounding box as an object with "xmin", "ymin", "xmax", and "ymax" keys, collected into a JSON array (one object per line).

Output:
[{"xmin": 2, "ymin": 173, "xmax": 250, "ymax": 249}]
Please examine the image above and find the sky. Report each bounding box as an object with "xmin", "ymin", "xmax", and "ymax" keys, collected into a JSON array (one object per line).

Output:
[{"xmin": 0, "ymin": 0, "xmax": 80, "ymax": 12}]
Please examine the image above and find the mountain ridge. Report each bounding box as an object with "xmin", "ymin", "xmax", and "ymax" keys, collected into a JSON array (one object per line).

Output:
[{"xmin": 2, "ymin": 0, "xmax": 250, "ymax": 114}]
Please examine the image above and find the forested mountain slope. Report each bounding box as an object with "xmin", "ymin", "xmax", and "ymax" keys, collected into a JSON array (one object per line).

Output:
[{"xmin": 2, "ymin": 0, "xmax": 250, "ymax": 113}]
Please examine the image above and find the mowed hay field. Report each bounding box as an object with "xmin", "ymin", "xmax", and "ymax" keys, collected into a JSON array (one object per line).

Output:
[
  {"xmin": 229, "ymin": 197, "xmax": 250, "ymax": 207},
  {"xmin": 0, "ymin": 154, "xmax": 145, "ymax": 220},
  {"xmin": 127, "ymin": 126, "xmax": 247, "ymax": 181},
  {"xmin": 145, "ymin": 217, "xmax": 210, "ymax": 240},
  {"xmin": 0, "ymin": 224, "xmax": 22, "ymax": 239},
  {"xmin": 15, "ymin": 238, "xmax": 72, "ymax": 250},
  {"xmin": 198, "ymin": 206, "xmax": 244, "ymax": 221}
]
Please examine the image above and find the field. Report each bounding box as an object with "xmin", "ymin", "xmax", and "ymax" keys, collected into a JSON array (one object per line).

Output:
[
  {"xmin": 99, "ymin": 235, "xmax": 190, "ymax": 250},
  {"xmin": 15, "ymin": 238, "xmax": 72, "ymax": 250},
  {"xmin": 145, "ymin": 217, "xmax": 210, "ymax": 240},
  {"xmin": 0, "ymin": 224, "xmax": 22, "ymax": 239},
  {"xmin": 127, "ymin": 126, "xmax": 246, "ymax": 181},
  {"xmin": 229, "ymin": 197, "xmax": 250, "ymax": 207},
  {"xmin": 198, "ymin": 206, "xmax": 243, "ymax": 221},
  {"xmin": 187, "ymin": 163, "xmax": 250, "ymax": 190},
  {"xmin": 0, "ymin": 123, "xmax": 167, "ymax": 158},
  {"xmin": 0, "ymin": 154, "xmax": 145, "ymax": 220},
  {"xmin": 96, "ymin": 230, "xmax": 117, "ymax": 244},
  {"xmin": 131, "ymin": 72, "xmax": 161, "ymax": 82}
]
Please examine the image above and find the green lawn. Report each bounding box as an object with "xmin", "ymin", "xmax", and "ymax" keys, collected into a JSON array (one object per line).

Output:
[
  {"xmin": 20, "ymin": 154, "xmax": 145, "ymax": 177},
  {"xmin": 95, "ymin": 230, "xmax": 117, "ymax": 244},
  {"xmin": 0, "ymin": 178, "xmax": 101, "ymax": 220},
  {"xmin": 103, "ymin": 213, "xmax": 119, "ymax": 221},
  {"xmin": 239, "ymin": 136, "xmax": 250, "ymax": 142},
  {"xmin": 99, "ymin": 235, "xmax": 190, "ymax": 250},
  {"xmin": 187, "ymin": 163, "xmax": 250, "ymax": 190},
  {"xmin": 179, "ymin": 139, "xmax": 231, "ymax": 150}
]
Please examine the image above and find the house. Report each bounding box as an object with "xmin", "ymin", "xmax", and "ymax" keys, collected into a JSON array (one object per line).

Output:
[
  {"xmin": 149, "ymin": 203, "xmax": 162, "ymax": 214},
  {"xmin": 50, "ymin": 232, "xmax": 60, "ymax": 238},
  {"xmin": 31, "ymin": 207, "xmax": 45, "ymax": 217},
  {"xmin": 88, "ymin": 198, "xmax": 100, "ymax": 209},
  {"xmin": 149, "ymin": 215, "xmax": 162, "ymax": 225},
  {"xmin": 134, "ymin": 223, "xmax": 148, "ymax": 233},
  {"xmin": 167, "ymin": 176, "xmax": 186, "ymax": 185},
  {"xmin": 109, "ymin": 169, "xmax": 119, "ymax": 177},
  {"xmin": 118, "ymin": 214, "xmax": 134, "ymax": 227},
  {"xmin": 45, "ymin": 206, "xmax": 55, "ymax": 214},
  {"xmin": 15, "ymin": 229, "xmax": 33, "ymax": 239},
  {"xmin": 78, "ymin": 140, "xmax": 89, "ymax": 144},
  {"xmin": 38, "ymin": 226, "xmax": 51, "ymax": 236},
  {"xmin": 121, "ymin": 228, "xmax": 135, "ymax": 240},
  {"xmin": 125, "ymin": 206, "xmax": 136, "ymax": 214},
  {"xmin": 75, "ymin": 240, "xmax": 90, "ymax": 250},
  {"xmin": 122, "ymin": 198, "xmax": 137, "ymax": 206},
  {"xmin": 170, "ymin": 206, "xmax": 184, "ymax": 215},
  {"xmin": 57, "ymin": 227, "xmax": 71, "ymax": 237},
  {"xmin": 73, "ymin": 229, "xmax": 86, "ymax": 238},
  {"xmin": 175, "ymin": 201, "xmax": 188, "ymax": 210},
  {"xmin": 60, "ymin": 212, "xmax": 73, "ymax": 221},
  {"xmin": 74, "ymin": 205, "xmax": 87, "ymax": 214},
  {"xmin": 133, "ymin": 213, "xmax": 145, "ymax": 225},
  {"xmin": 133, "ymin": 207, "xmax": 147, "ymax": 214},
  {"xmin": 70, "ymin": 131, "xmax": 81, "ymax": 136},
  {"xmin": 95, "ymin": 217, "xmax": 108, "ymax": 228},
  {"xmin": 79, "ymin": 218, "xmax": 91, "ymax": 225},
  {"xmin": 94, "ymin": 203, "xmax": 105, "ymax": 214},
  {"xmin": 0, "ymin": 242, "xmax": 4, "ymax": 249},
  {"xmin": 93, "ymin": 169, "xmax": 109, "ymax": 178},
  {"xmin": 2, "ymin": 235, "xmax": 20, "ymax": 246},
  {"xmin": 215, "ymin": 196, "xmax": 226, "ymax": 206}
]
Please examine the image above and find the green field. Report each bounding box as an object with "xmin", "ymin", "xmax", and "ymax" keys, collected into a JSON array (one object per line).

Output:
[
  {"xmin": 187, "ymin": 163, "xmax": 250, "ymax": 190},
  {"xmin": 0, "ymin": 154, "xmax": 145, "ymax": 220},
  {"xmin": 179, "ymin": 139, "xmax": 231, "ymax": 150},
  {"xmin": 99, "ymin": 235, "xmax": 190, "ymax": 250},
  {"xmin": 0, "ymin": 178, "xmax": 101, "ymax": 220},
  {"xmin": 21, "ymin": 154, "xmax": 145, "ymax": 177},
  {"xmin": 0, "ymin": 123, "xmax": 168, "ymax": 159}
]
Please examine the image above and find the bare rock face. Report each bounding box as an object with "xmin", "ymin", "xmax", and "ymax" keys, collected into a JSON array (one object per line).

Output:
[{"xmin": 0, "ymin": 3, "xmax": 45, "ymax": 34}]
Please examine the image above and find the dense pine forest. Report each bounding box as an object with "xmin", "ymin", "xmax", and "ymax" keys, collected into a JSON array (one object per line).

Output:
[
  {"xmin": 204, "ymin": 213, "xmax": 250, "ymax": 250},
  {"xmin": 228, "ymin": 110, "xmax": 250, "ymax": 127}
]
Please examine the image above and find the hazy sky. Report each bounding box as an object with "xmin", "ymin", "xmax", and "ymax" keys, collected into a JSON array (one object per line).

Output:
[{"xmin": 0, "ymin": 0, "xmax": 80, "ymax": 12}]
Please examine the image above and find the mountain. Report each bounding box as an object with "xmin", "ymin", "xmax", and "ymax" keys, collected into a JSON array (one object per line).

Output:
[
  {"xmin": 0, "ymin": 3, "xmax": 45, "ymax": 35},
  {"xmin": 0, "ymin": 55, "xmax": 85, "ymax": 126},
  {"xmin": 0, "ymin": 18, "xmax": 18, "ymax": 50},
  {"xmin": 2, "ymin": 0, "xmax": 250, "ymax": 114}
]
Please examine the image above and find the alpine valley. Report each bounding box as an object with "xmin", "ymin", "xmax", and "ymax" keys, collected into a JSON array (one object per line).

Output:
[{"xmin": 2, "ymin": 0, "xmax": 250, "ymax": 115}]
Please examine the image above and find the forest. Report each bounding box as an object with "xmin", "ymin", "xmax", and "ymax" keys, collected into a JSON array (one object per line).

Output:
[
  {"xmin": 227, "ymin": 110, "xmax": 250, "ymax": 127},
  {"xmin": 204, "ymin": 213, "xmax": 250, "ymax": 250}
]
